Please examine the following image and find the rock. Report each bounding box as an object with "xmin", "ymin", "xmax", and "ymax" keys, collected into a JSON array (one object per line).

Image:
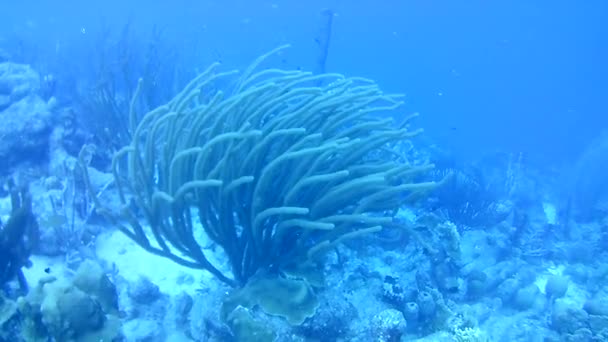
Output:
[
  {"xmin": 545, "ymin": 275, "xmax": 569, "ymax": 300},
  {"xmin": 513, "ymin": 284, "xmax": 541, "ymax": 310},
  {"xmin": 298, "ymin": 293, "xmax": 357, "ymax": 340},
  {"xmin": 584, "ymin": 296, "xmax": 608, "ymax": 316},
  {"xmin": 0, "ymin": 63, "xmax": 40, "ymax": 108},
  {"xmin": 551, "ymin": 302, "xmax": 589, "ymax": 334},
  {"xmin": 370, "ymin": 309, "xmax": 407, "ymax": 342},
  {"xmin": 128, "ymin": 276, "xmax": 162, "ymax": 305},
  {"xmin": 56, "ymin": 287, "xmax": 105, "ymax": 334},
  {"xmin": 0, "ymin": 63, "xmax": 52, "ymax": 174},
  {"xmin": 589, "ymin": 314, "xmax": 608, "ymax": 334},
  {"xmin": 123, "ymin": 319, "xmax": 165, "ymax": 342},
  {"xmin": 172, "ymin": 291, "xmax": 193, "ymax": 327}
]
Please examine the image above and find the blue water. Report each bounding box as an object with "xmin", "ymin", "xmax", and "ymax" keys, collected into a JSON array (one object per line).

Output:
[
  {"xmin": 1, "ymin": 1, "xmax": 608, "ymax": 341},
  {"xmin": 3, "ymin": 0, "xmax": 606, "ymax": 164}
]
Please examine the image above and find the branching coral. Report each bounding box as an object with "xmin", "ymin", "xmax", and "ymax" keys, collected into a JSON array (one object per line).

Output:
[{"xmin": 81, "ymin": 46, "xmax": 436, "ymax": 287}]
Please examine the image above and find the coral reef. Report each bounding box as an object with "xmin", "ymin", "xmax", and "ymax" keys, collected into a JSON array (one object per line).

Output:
[
  {"xmin": 1, "ymin": 261, "xmax": 120, "ymax": 341},
  {"xmin": 80, "ymin": 45, "xmax": 436, "ymax": 289},
  {"xmin": 0, "ymin": 63, "xmax": 54, "ymax": 174},
  {"xmin": 2, "ymin": 29, "xmax": 608, "ymax": 341}
]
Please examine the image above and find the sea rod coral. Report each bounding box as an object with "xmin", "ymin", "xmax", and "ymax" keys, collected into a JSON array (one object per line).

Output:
[{"xmin": 80, "ymin": 45, "xmax": 436, "ymax": 287}]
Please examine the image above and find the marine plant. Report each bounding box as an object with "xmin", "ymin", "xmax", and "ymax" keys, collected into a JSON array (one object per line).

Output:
[
  {"xmin": 80, "ymin": 45, "xmax": 436, "ymax": 287},
  {"xmin": 0, "ymin": 180, "xmax": 39, "ymax": 294},
  {"xmin": 76, "ymin": 22, "xmax": 184, "ymax": 169}
]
